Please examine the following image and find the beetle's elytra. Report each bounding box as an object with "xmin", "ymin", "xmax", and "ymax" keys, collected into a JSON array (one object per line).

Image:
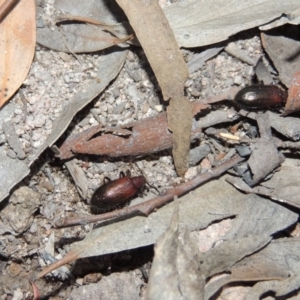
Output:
[
  {"xmin": 90, "ymin": 175, "xmax": 146, "ymax": 213},
  {"xmin": 234, "ymin": 85, "xmax": 287, "ymax": 110}
]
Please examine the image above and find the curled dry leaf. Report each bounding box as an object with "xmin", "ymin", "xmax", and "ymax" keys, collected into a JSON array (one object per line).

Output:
[
  {"xmin": 0, "ymin": 0, "xmax": 36, "ymax": 107},
  {"xmin": 283, "ymin": 72, "xmax": 300, "ymax": 115},
  {"xmin": 208, "ymin": 238, "xmax": 300, "ymax": 299},
  {"xmin": 228, "ymin": 165, "xmax": 300, "ymax": 210},
  {"xmin": 146, "ymin": 201, "xmax": 204, "ymax": 300},
  {"xmin": 58, "ymin": 112, "xmax": 202, "ymax": 160}
]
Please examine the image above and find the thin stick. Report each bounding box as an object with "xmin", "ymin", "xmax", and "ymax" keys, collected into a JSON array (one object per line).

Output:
[{"xmin": 56, "ymin": 154, "xmax": 244, "ymax": 228}]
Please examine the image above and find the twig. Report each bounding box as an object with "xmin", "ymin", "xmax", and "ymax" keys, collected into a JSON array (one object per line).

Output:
[
  {"xmin": 55, "ymin": 13, "xmax": 134, "ymax": 44},
  {"xmin": 56, "ymin": 154, "xmax": 244, "ymax": 228}
]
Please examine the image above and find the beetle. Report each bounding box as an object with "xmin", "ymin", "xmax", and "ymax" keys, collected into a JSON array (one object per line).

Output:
[
  {"xmin": 234, "ymin": 85, "xmax": 287, "ymax": 110},
  {"xmin": 90, "ymin": 174, "xmax": 146, "ymax": 213}
]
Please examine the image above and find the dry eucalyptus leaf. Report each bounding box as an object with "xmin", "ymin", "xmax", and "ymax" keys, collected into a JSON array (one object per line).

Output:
[
  {"xmin": 261, "ymin": 165, "xmax": 300, "ymax": 209},
  {"xmin": 164, "ymin": 0, "xmax": 300, "ymax": 48},
  {"xmin": 116, "ymin": 0, "xmax": 188, "ymax": 100},
  {"xmin": 208, "ymin": 234, "xmax": 300, "ymax": 298},
  {"xmin": 248, "ymin": 139, "xmax": 285, "ymax": 186},
  {"xmin": 206, "ymin": 238, "xmax": 295, "ymax": 300},
  {"xmin": 261, "ymin": 25, "xmax": 300, "ymax": 87},
  {"xmin": 2, "ymin": 120, "xmax": 26, "ymax": 159},
  {"xmin": 245, "ymin": 260, "xmax": 300, "ymax": 300},
  {"xmin": 227, "ymin": 171, "xmax": 300, "ymax": 210},
  {"xmin": 0, "ymin": 0, "xmax": 36, "ymax": 107},
  {"xmin": 115, "ymin": 0, "xmax": 193, "ymax": 176},
  {"xmin": 266, "ymin": 111, "xmax": 300, "ymax": 141},
  {"xmin": 0, "ymin": 46, "xmax": 128, "ymax": 203},
  {"xmin": 37, "ymin": 22, "xmax": 130, "ymax": 54},
  {"xmin": 146, "ymin": 202, "xmax": 204, "ymax": 300},
  {"xmin": 36, "ymin": 177, "xmax": 297, "ymax": 279},
  {"xmin": 37, "ymin": 0, "xmax": 131, "ymax": 53},
  {"xmin": 37, "ymin": 0, "xmax": 300, "ymax": 51},
  {"xmin": 187, "ymin": 47, "xmax": 224, "ymax": 74},
  {"xmin": 254, "ymin": 57, "xmax": 274, "ymax": 85},
  {"xmin": 235, "ymin": 238, "xmax": 300, "ymax": 300},
  {"xmin": 200, "ymin": 235, "xmax": 271, "ymax": 279}
]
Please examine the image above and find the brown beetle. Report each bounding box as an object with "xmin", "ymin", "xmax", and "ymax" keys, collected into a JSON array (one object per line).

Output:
[
  {"xmin": 234, "ymin": 85, "xmax": 287, "ymax": 110},
  {"xmin": 90, "ymin": 174, "xmax": 146, "ymax": 213}
]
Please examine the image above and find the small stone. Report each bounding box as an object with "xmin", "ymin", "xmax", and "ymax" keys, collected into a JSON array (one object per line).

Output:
[
  {"xmin": 40, "ymin": 180, "xmax": 54, "ymax": 192},
  {"xmin": 96, "ymin": 162, "xmax": 118, "ymax": 173},
  {"xmin": 184, "ymin": 166, "xmax": 198, "ymax": 180},
  {"xmin": 113, "ymin": 102, "xmax": 126, "ymax": 114},
  {"xmin": 235, "ymin": 145, "xmax": 251, "ymax": 157},
  {"xmin": 112, "ymin": 88, "xmax": 120, "ymax": 98},
  {"xmin": 154, "ymin": 105, "xmax": 163, "ymax": 112},
  {"xmin": 24, "ymin": 147, "xmax": 33, "ymax": 153},
  {"xmin": 89, "ymin": 117, "xmax": 96, "ymax": 125},
  {"xmin": 234, "ymin": 75, "xmax": 243, "ymax": 85},
  {"xmin": 64, "ymin": 74, "xmax": 70, "ymax": 83},
  {"xmin": 190, "ymin": 87, "xmax": 200, "ymax": 97},
  {"xmin": 78, "ymin": 118, "xmax": 89, "ymax": 127},
  {"xmin": 131, "ymin": 70, "xmax": 143, "ymax": 82},
  {"xmin": 29, "ymin": 222, "xmax": 38, "ymax": 233},
  {"xmin": 31, "ymin": 130, "xmax": 43, "ymax": 141},
  {"xmin": 142, "ymin": 102, "xmax": 149, "ymax": 114},
  {"xmin": 7, "ymin": 149, "xmax": 17, "ymax": 159},
  {"xmin": 184, "ymin": 79, "xmax": 193, "ymax": 88},
  {"xmin": 189, "ymin": 144, "xmax": 211, "ymax": 166}
]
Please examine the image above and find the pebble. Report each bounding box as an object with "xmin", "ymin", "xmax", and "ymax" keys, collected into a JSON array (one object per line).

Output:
[
  {"xmin": 155, "ymin": 105, "xmax": 163, "ymax": 112},
  {"xmin": 189, "ymin": 144, "xmax": 211, "ymax": 166},
  {"xmin": 142, "ymin": 102, "xmax": 150, "ymax": 114},
  {"xmin": 184, "ymin": 79, "xmax": 193, "ymax": 88},
  {"xmin": 113, "ymin": 102, "xmax": 126, "ymax": 114},
  {"xmin": 89, "ymin": 118, "xmax": 96, "ymax": 125},
  {"xmin": 131, "ymin": 70, "xmax": 143, "ymax": 82},
  {"xmin": 78, "ymin": 118, "xmax": 90, "ymax": 127},
  {"xmin": 112, "ymin": 88, "xmax": 120, "ymax": 98},
  {"xmin": 184, "ymin": 166, "xmax": 198, "ymax": 180},
  {"xmin": 189, "ymin": 88, "xmax": 200, "ymax": 97},
  {"xmin": 7, "ymin": 149, "xmax": 17, "ymax": 159},
  {"xmin": 31, "ymin": 130, "xmax": 43, "ymax": 141},
  {"xmin": 24, "ymin": 147, "xmax": 33, "ymax": 153},
  {"xmin": 64, "ymin": 74, "xmax": 70, "ymax": 83},
  {"xmin": 96, "ymin": 162, "xmax": 118, "ymax": 173}
]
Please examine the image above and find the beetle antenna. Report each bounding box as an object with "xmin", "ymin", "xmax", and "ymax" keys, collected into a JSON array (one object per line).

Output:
[{"xmin": 134, "ymin": 162, "xmax": 161, "ymax": 195}]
